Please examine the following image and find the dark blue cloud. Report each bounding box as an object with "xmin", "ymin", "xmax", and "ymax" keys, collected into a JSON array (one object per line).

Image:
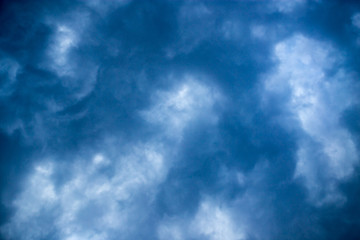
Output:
[{"xmin": 0, "ymin": 0, "xmax": 359, "ymax": 239}]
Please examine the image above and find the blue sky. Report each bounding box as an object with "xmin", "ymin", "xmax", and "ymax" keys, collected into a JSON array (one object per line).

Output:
[{"xmin": 0, "ymin": 0, "xmax": 360, "ymax": 239}]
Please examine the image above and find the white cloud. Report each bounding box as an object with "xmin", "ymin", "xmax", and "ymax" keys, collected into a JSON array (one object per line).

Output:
[
  {"xmin": 352, "ymin": 12, "xmax": 360, "ymax": 45},
  {"xmin": 352, "ymin": 13, "xmax": 360, "ymax": 29},
  {"xmin": 2, "ymin": 73, "xmax": 224, "ymax": 239},
  {"xmin": 80, "ymin": 0, "xmax": 131, "ymax": 16},
  {"xmin": 157, "ymin": 198, "xmax": 245, "ymax": 240},
  {"xmin": 157, "ymin": 159, "xmax": 277, "ymax": 240},
  {"xmin": 44, "ymin": 11, "xmax": 98, "ymax": 101},
  {"xmin": 165, "ymin": 3, "xmax": 213, "ymax": 58},
  {"xmin": 221, "ymin": 20, "xmax": 242, "ymax": 40},
  {"xmin": 158, "ymin": 217, "xmax": 187, "ymax": 240},
  {"xmin": 0, "ymin": 55, "xmax": 23, "ymax": 135},
  {"xmin": 251, "ymin": 25, "xmax": 266, "ymax": 39},
  {"xmin": 191, "ymin": 200, "xmax": 245, "ymax": 240},
  {"xmin": 7, "ymin": 11, "xmax": 100, "ymax": 143},
  {"xmin": 272, "ymin": 0, "xmax": 305, "ymax": 13},
  {"xmin": 142, "ymin": 75, "xmax": 221, "ymax": 140},
  {"xmin": 264, "ymin": 34, "xmax": 358, "ymax": 205},
  {"xmin": 1, "ymin": 142, "xmax": 168, "ymax": 240},
  {"xmin": 0, "ymin": 56, "xmax": 20, "ymax": 98},
  {"xmin": 48, "ymin": 24, "xmax": 78, "ymax": 76}
]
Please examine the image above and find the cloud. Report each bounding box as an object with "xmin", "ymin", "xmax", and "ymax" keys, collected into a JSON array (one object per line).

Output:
[
  {"xmin": 1, "ymin": 141, "xmax": 168, "ymax": 240},
  {"xmin": 1, "ymin": 73, "xmax": 222, "ymax": 239},
  {"xmin": 0, "ymin": 54, "xmax": 19, "ymax": 98},
  {"xmin": 271, "ymin": 0, "xmax": 306, "ymax": 13},
  {"xmin": 141, "ymin": 75, "xmax": 221, "ymax": 140},
  {"xmin": 1, "ymin": 1, "xmax": 360, "ymax": 240},
  {"xmin": 264, "ymin": 34, "xmax": 359, "ymax": 205},
  {"xmin": 352, "ymin": 12, "xmax": 360, "ymax": 46},
  {"xmin": 157, "ymin": 197, "xmax": 245, "ymax": 240},
  {"xmin": 352, "ymin": 12, "xmax": 360, "ymax": 29},
  {"xmin": 191, "ymin": 199, "xmax": 245, "ymax": 240}
]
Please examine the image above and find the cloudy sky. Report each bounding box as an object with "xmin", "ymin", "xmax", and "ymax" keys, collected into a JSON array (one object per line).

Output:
[{"xmin": 0, "ymin": 0, "xmax": 360, "ymax": 239}]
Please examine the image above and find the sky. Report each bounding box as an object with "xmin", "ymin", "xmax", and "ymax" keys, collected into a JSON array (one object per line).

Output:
[{"xmin": 0, "ymin": 0, "xmax": 360, "ymax": 239}]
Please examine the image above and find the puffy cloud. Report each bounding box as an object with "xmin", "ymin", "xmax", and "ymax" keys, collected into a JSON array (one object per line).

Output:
[
  {"xmin": 264, "ymin": 34, "xmax": 359, "ymax": 205},
  {"xmin": 1, "ymin": 1, "xmax": 360, "ymax": 240},
  {"xmin": 352, "ymin": 12, "xmax": 360, "ymax": 45},
  {"xmin": 2, "ymin": 74, "xmax": 223, "ymax": 239},
  {"xmin": 0, "ymin": 55, "xmax": 19, "ymax": 98},
  {"xmin": 142, "ymin": 75, "xmax": 221, "ymax": 140},
  {"xmin": 352, "ymin": 13, "xmax": 360, "ymax": 29},
  {"xmin": 158, "ymin": 198, "xmax": 245, "ymax": 240},
  {"xmin": 191, "ymin": 199, "xmax": 245, "ymax": 240},
  {"xmin": 264, "ymin": 0, "xmax": 306, "ymax": 14},
  {"xmin": 1, "ymin": 142, "xmax": 167, "ymax": 240}
]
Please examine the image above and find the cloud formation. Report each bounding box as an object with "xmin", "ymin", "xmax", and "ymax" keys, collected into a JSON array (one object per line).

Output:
[
  {"xmin": 264, "ymin": 34, "xmax": 358, "ymax": 205},
  {"xmin": 0, "ymin": 1, "xmax": 359, "ymax": 240}
]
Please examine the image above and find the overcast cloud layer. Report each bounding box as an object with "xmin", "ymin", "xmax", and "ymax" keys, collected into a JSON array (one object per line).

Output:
[{"xmin": 0, "ymin": 0, "xmax": 360, "ymax": 240}]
